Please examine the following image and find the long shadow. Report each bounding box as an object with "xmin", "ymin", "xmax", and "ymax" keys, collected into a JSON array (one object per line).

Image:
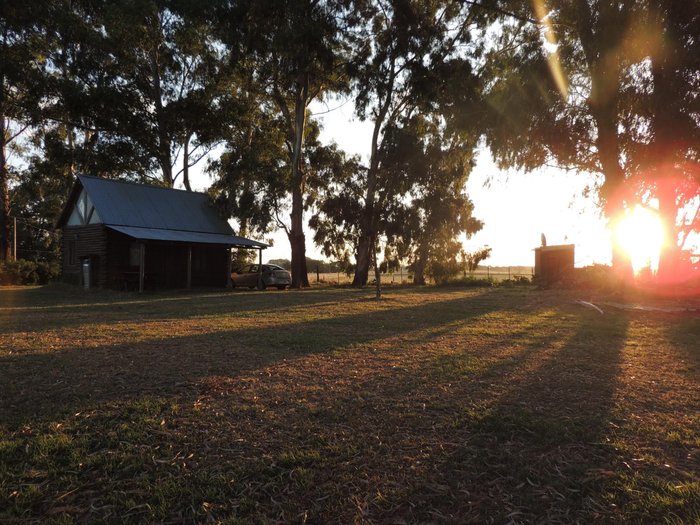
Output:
[
  {"xmin": 395, "ymin": 309, "xmax": 630, "ymax": 523},
  {"xmin": 0, "ymin": 284, "xmax": 494, "ymax": 332},
  {"xmin": 270, "ymin": 305, "xmax": 627, "ymax": 523},
  {"xmin": 181, "ymin": 301, "xmax": 593, "ymax": 522},
  {"xmin": 0, "ymin": 287, "xmax": 517, "ymax": 427},
  {"xmin": 664, "ymin": 314, "xmax": 700, "ymax": 380},
  {"xmin": 0, "ymin": 286, "xmax": 365, "ymax": 330},
  {"xmin": 0, "ymin": 288, "xmax": 595, "ymax": 524}
]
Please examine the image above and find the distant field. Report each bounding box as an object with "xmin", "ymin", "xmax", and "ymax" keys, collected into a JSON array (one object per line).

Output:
[
  {"xmin": 310, "ymin": 266, "xmax": 534, "ymax": 285},
  {"xmin": 0, "ymin": 284, "xmax": 698, "ymax": 523}
]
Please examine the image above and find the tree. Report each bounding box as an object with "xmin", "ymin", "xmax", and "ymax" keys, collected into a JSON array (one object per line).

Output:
[
  {"xmin": 464, "ymin": 246, "xmax": 492, "ymax": 274},
  {"xmin": 400, "ymin": 133, "xmax": 484, "ymax": 285},
  {"xmin": 217, "ymin": 0, "xmax": 358, "ymax": 288},
  {"xmin": 481, "ymin": 0, "xmax": 700, "ymax": 278},
  {"xmin": 349, "ymin": 0, "xmax": 488, "ymax": 287},
  {"xmin": 0, "ymin": 1, "xmax": 48, "ymax": 262},
  {"xmin": 95, "ymin": 0, "xmax": 225, "ymax": 187}
]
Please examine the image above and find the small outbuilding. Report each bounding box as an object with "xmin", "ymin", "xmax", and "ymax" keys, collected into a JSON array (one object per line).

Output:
[
  {"xmin": 534, "ymin": 244, "xmax": 575, "ymax": 283},
  {"xmin": 56, "ymin": 175, "xmax": 266, "ymax": 291}
]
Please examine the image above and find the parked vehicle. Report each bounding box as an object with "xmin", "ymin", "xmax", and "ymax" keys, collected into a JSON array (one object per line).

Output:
[{"xmin": 231, "ymin": 264, "xmax": 291, "ymax": 290}]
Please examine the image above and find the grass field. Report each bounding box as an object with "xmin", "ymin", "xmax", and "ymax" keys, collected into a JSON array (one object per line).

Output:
[{"xmin": 1, "ymin": 284, "xmax": 698, "ymax": 523}]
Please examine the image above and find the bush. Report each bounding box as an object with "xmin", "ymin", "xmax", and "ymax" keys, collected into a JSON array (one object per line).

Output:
[
  {"xmin": 500, "ymin": 275, "xmax": 532, "ymax": 286},
  {"xmin": 437, "ymin": 276, "xmax": 495, "ymax": 288},
  {"xmin": 561, "ymin": 264, "xmax": 617, "ymax": 291},
  {"xmin": 0, "ymin": 259, "xmax": 60, "ymax": 285}
]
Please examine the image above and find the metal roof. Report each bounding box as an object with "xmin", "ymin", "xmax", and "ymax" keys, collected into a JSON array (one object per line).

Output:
[
  {"xmin": 106, "ymin": 225, "xmax": 266, "ymax": 248},
  {"xmin": 58, "ymin": 175, "xmax": 267, "ymax": 248}
]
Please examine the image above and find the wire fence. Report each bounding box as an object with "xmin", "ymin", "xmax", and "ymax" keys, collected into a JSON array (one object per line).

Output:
[{"xmin": 311, "ymin": 266, "xmax": 535, "ymax": 285}]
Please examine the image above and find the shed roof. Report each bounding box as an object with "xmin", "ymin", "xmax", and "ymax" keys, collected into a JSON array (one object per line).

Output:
[{"xmin": 57, "ymin": 175, "xmax": 266, "ymax": 249}]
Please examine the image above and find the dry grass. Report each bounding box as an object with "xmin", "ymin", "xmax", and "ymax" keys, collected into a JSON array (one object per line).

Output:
[{"xmin": 0, "ymin": 284, "xmax": 698, "ymax": 523}]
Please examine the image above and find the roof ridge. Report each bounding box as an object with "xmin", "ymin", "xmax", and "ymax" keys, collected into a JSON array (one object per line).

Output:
[{"xmin": 77, "ymin": 174, "xmax": 209, "ymax": 196}]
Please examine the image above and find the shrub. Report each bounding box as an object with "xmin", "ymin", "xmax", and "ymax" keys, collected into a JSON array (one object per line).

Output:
[
  {"xmin": 0, "ymin": 259, "xmax": 60, "ymax": 285},
  {"xmin": 437, "ymin": 276, "xmax": 495, "ymax": 288},
  {"xmin": 500, "ymin": 275, "xmax": 532, "ymax": 286}
]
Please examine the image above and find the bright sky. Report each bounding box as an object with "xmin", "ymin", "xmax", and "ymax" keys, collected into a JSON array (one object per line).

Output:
[{"xmin": 187, "ymin": 99, "xmax": 614, "ymax": 268}]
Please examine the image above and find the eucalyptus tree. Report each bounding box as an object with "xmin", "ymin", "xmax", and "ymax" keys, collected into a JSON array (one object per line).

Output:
[
  {"xmin": 387, "ymin": 117, "xmax": 484, "ymax": 284},
  {"xmin": 313, "ymin": 111, "xmax": 484, "ymax": 287},
  {"xmin": 0, "ymin": 1, "xmax": 48, "ymax": 261},
  {"xmin": 348, "ymin": 0, "xmax": 489, "ymax": 286},
  {"xmin": 217, "ymin": 0, "xmax": 358, "ymax": 287},
  {"xmin": 98, "ymin": 0, "xmax": 226, "ymax": 188},
  {"xmin": 480, "ymin": 0, "xmax": 700, "ymax": 276}
]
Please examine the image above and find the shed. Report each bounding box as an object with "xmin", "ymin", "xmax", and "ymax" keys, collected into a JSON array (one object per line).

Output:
[
  {"xmin": 56, "ymin": 175, "xmax": 266, "ymax": 291},
  {"xmin": 534, "ymin": 244, "xmax": 575, "ymax": 283}
]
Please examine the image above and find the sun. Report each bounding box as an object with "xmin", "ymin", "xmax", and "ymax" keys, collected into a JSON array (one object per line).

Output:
[{"xmin": 613, "ymin": 205, "xmax": 666, "ymax": 274}]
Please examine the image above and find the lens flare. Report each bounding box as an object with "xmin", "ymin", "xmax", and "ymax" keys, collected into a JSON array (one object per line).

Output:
[
  {"xmin": 532, "ymin": 0, "xmax": 568, "ymax": 99},
  {"xmin": 614, "ymin": 206, "xmax": 665, "ymax": 274}
]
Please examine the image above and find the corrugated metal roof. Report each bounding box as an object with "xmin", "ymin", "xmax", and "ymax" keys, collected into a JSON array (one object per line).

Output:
[
  {"xmin": 78, "ymin": 175, "xmax": 233, "ymax": 234},
  {"xmin": 57, "ymin": 175, "xmax": 267, "ymax": 248},
  {"xmin": 106, "ymin": 225, "xmax": 267, "ymax": 248}
]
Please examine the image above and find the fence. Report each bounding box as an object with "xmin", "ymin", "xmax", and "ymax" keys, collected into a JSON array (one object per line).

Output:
[{"xmin": 312, "ymin": 266, "xmax": 534, "ymax": 285}]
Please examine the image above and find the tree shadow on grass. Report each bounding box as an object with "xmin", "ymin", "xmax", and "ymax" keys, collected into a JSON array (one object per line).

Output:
[
  {"xmin": 367, "ymin": 309, "xmax": 631, "ymax": 523},
  {"xmin": 0, "ymin": 286, "xmax": 373, "ymax": 331},
  {"xmin": 172, "ymin": 305, "xmax": 622, "ymax": 523},
  {"xmin": 664, "ymin": 314, "xmax": 700, "ymax": 379},
  {"xmin": 0, "ymin": 289, "xmax": 630, "ymax": 524},
  {"xmin": 0, "ymin": 287, "xmax": 518, "ymax": 427}
]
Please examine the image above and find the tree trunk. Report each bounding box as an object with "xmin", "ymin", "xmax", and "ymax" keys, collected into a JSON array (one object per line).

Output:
[
  {"xmin": 656, "ymin": 183, "xmax": 679, "ymax": 280},
  {"xmin": 412, "ymin": 243, "xmax": 429, "ymax": 285},
  {"xmin": 352, "ymin": 57, "xmax": 396, "ymax": 287},
  {"xmin": 352, "ymin": 231, "xmax": 373, "ymax": 286},
  {"xmin": 151, "ymin": 50, "xmax": 173, "ymax": 186},
  {"xmin": 289, "ymin": 188, "xmax": 310, "ymax": 288},
  {"xmin": 649, "ymin": 18, "xmax": 681, "ymax": 281},
  {"xmin": 373, "ymin": 239, "xmax": 381, "ymax": 299},
  {"xmin": 289, "ymin": 75, "xmax": 310, "ymax": 288},
  {"xmin": 575, "ymin": 0, "xmax": 632, "ymax": 278},
  {"xmin": 0, "ymin": 113, "xmax": 10, "ymax": 262},
  {"xmin": 182, "ymin": 134, "xmax": 192, "ymax": 191},
  {"xmin": 352, "ymin": 134, "xmax": 379, "ymax": 287}
]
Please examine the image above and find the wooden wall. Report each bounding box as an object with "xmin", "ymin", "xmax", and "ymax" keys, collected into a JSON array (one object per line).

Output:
[
  {"xmin": 61, "ymin": 225, "xmax": 108, "ymax": 287},
  {"xmin": 62, "ymin": 226, "xmax": 229, "ymax": 290},
  {"xmin": 534, "ymin": 245, "xmax": 575, "ymax": 284}
]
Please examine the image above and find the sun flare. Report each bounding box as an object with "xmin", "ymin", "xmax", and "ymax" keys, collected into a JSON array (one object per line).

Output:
[{"xmin": 614, "ymin": 205, "xmax": 665, "ymax": 274}]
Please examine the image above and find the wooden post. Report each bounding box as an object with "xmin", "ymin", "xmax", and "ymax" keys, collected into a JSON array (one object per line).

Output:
[
  {"xmin": 257, "ymin": 248, "xmax": 263, "ymax": 289},
  {"xmin": 138, "ymin": 242, "xmax": 145, "ymax": 293},
  {"xmin": 226, "ymin": 247, "xmax": 232, "ymax": 288},
  {"xmin": 187, "ymin": 246, "xmax": 192, "ymax": 289}
]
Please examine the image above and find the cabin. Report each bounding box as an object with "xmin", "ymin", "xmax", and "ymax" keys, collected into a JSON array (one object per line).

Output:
[
  {"xmin": 534, "ymin": 244, "xmax": 575, "ymax": 283},
  {"xmin": 56, "ymin": 175, "xmax": 266, "ymax": 291}
]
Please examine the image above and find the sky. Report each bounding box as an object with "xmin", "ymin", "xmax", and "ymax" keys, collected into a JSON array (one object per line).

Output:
[{"xmin": 187, "ymin": 99, "xmax": 614, "ymax": 268}]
